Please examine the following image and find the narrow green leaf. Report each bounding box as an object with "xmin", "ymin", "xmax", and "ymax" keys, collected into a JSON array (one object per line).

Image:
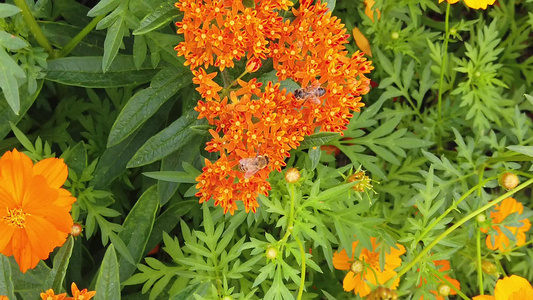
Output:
[
  {"xmin": 9, "ymin": 122, "xmax": 36, "ymax": 153},
  {"xmin": 49, "ymin": 236, "xmax": 74, "ymax": 293},
  {"xmin": 0, "ymin": 80, "xmax": 41, "ymax": 141},
  {"xmin": 118, "ymin": 185, "xmax": 159, "ymax": 282},
  {"xmin": 507, "ymin": 145, "xmax": 533, "ymax": 157},
  {"xmin": 0, "ymin": 255, "xmax": 15, "ymax": 300},
  {"xmin": 0, "ymin": 48, "xmax": 25, "ymax": 114},
  {"xmin": 102, "ymin": 16, "xmax": 126, "ymax": 72},
  {"xmin": 91, "ymin": 100, "xmax": 172, "ymax": 189},
  {"xmin": 109, "ymin": 232, "xmax": 135, "ymax": 265},
  {"xmin": 0, "ymin": 3, "xmax": 21, "ymax": 18},
  {"xmin": 87, "ymin": 0, "xmax": 120, "ymax": 17},
  {"xmin": 169, "ymin": 282, "xmax": 210, "ymax": 300},
  {"xmin": 0, "ymin": 31, "xmax": 28, "ymax": 50},
  {"xmin": 309, "ymin": 146, "xmax": 321, "ymax": 171},
  {"xmin": 300, "ymin": 132, "xmax": 341, "ymax": 149},
  {"xmin": 143, "ymin": 171, "xmax": 197, "ymax": 183},
  {"xmin": 133, "ymin": 35, "xmax": 147, "ymax": 69},
  {"xmin": 95, "ymin": 244, "xmax": 120, "ymax": 300},
  {"xmin": 133, "ymin": 0, "xmax": 179, "ymax": 35},
  {"xmin": 128, "ymin": 112, "xmax": 207, "ymax": 168},
  {"xmin": 46, "ymin": 56, "xmax": 160, "ymax": 88},
  {"xmin": 107, "ymin": 66, "xmax": 191, "ymax": 147}
]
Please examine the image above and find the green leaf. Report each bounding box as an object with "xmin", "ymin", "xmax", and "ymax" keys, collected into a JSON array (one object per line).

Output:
[
  {"xmin": 0, "ymin": 79, "xmax": 42, "ymax": 141},
  {"xmin": 45, "ymin": 56, "xmax": 160, "ymax": 88},
  {"xmin": 299, "ymin": 132, "xmax": 341, "ymax": 149},
  {"xmin": 324, "ymin": 0, "xmax": 336, "ymax": 11},
  {"xmin": 0, "ymin": 3, "xmax": 20, "ymax": 18},
  {"xmin": 133, "ymin": 35, "xmax": 147, "ymax": 69},
  {"xmin": 102, "ymin": 15, "xmax": 126, "ymax": 72},
  {"xmin": 507, "ymin": 145, "xmax": 533, "ymax": 157},
  {"xmin": 133, "ymin": 0, "xmax": 179, "ymax": 35},
  {"xmin": 128, "ymin": 112, "xmax": 207, "ymax": 168},
  {"xmin": 87, "ymin": 0, "xmax": 120, "ymax": 17},
  {"xmin": 109, "ymin": 232, "xmax": 135, "ymax": 265},
  {"xmin": 143, "ymin": 171, "xmax": 198, "ymax": 183},
  {"xmin": 95, "ymin": 244, "xmax": 121, "ymax": 300},
  {"xmin": 0, "ymin": 255, "xmax": 15, "ymax": 300},
  {"xmin": 118, "ymin": 185, "xmax": 159, "ymax": 282},
  {"xmin": 0, "ymin": 48, "xmax": 26, "ymax": 114},
  {"xmin": 0, "ymin": 31, "xmax": 28, "ymax": 50},
  {"xmin": 107, "ymin": 66, "xmax": 192, "ymax": 147},
  {"xmin": 169, "ymin": 281, "xmax": 210, "ymax": 300},
  {"xmin": 9, "ymin": 122, "xmax": 36, "ymax": 153},
  {"xmin": 91, "ymin": 100, "xmax": 172, "ymax": 189},
  {"xmin": 308, "ymin": 146, "xmax": 321, "ymax": 171},
  {"xmin": 48, "ymin": 236, "xmax": 74, "ymax": 293}
]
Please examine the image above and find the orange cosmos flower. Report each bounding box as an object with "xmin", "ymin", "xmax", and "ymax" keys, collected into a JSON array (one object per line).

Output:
[
  {"xmin": 419, "ymin": 260, "xmax": 461, "ymax": 300},
  {"xmin": 41, "ymin": 289, "xmax": 67, "ymax": 300},
  {"xmin": 480, "ymin": 197, "xmax": 531, "ymax": 252},
  {"xmin": 0, "ymin": 296, "xmax": 8, "ymax": 300},
  {"xmin": 438, "ymin": 0, "xmax": 496, "ymax": 9},
  {"xmin": 333, "ymin": 237, "xmax": 406, "ymax": 297},
  {"xmin": 473, "ymin": 275, "xmax": 533, "ymax": 300},
  {"xmin": 0, "ymin": 149, "xmax": 76, "ymax": 273},
  {"xmin": 66, "ymin": 282, "xmax": 96, "ymax": 300}
]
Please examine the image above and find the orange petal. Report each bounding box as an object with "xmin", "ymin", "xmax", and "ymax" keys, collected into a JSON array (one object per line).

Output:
[
  {"xmin": 0, "ymin": 149, "xmax": 33, "ymax": 206},
  {"xmin": 472, "ymin": 296, "xmax": 495, "ymax": 300},
  {"xmin": 352, "ymin": 28, "xmax": 372, "ymax": 57},
  {"xmin": 33, "ymin": 158, "xmax": 68, "ymax": 189},
  {"xmin": 364, "ymin": 0, "xmax": 381, "ymax": 22},
  {"xmin": 333, "ymin": 249, "xmax": 352, "ymax": 270},
  {"xmin": 0, "ymin": 222, "xmax": 16, "ymax": 253},
  {"xmin": 494, "ymin": 275, "xmax": 533, "ymax": 300}
]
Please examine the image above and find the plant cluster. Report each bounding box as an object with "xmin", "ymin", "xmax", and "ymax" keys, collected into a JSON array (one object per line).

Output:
[{"xmin": 0, "ymin": 0, "xmax": 532, "ymax": 300}]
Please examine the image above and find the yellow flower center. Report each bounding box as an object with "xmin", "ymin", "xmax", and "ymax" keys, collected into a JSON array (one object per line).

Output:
[
  {"xmin": 350, "ymin": 261, "xmax": 364, "ymax": 273},
  {"xmin": 3, "ymin": 207, "xmax": 29, "ymax": 228}
]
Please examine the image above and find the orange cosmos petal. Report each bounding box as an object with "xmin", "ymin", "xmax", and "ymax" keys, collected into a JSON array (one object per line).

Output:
[
  {"xmin": 352, "ymin": 28, "xmax": 372, "ymax": 57},
  {"xmin": 54, "ymin": 189, "xmax": 77, "ymax": 209},
  {"xmin": 0, "ymin": 222, "xmax": 16, "ymax": 253},
  {"xmin": 472, "ymin": 296, "xmax": 495, "ymax": 300},
  {"xmin": 494, "ymin": 275, "xmax": 533, "ymax": 300},
  {"xmin": 333, "ymin": 249, "xmax": 352, "ymax": 270},
  {"xmin": 0, "ymin": 149, "xmax": 33, "ymax": 205},
  {"xmin": 463, "ymin": 0, "xmax": 495, "ymax": 9},
  {"xmin": 10, "ymin": 229, "xmax": 41, "ymax": 273},
  {"xmin": 386, "ymin": 243, "xmax": 406, "ymax": 269},
  {"xmin": 33, "ymin": 158, "xmax": 68, "ymax": 189}
]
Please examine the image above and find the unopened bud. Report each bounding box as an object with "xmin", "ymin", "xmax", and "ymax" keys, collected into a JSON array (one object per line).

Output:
[
  {"xmin": 70, "ymin": 223, "xmax": 83, "ymax": 237},
  {"xmin": 499, "ymin": 172, "xmax": 519, "ymax": 190},
  {"xmin": 438, "ymin": 283, "xmax": 451, "ymax": 296},
  {"xmin": 266, "ymin": 247, "xmax": 278, "ymax": 260},
  {"xmin": 391, "ymin": 32, "xmax": 399, "ymax": 39},
  {"xmin": 481, "ymin": 260, "xmax": 498, "ymax": 275},
  {"xmin": 476, "ymin": 214, "xmax": 486, "ymax": 223},
  {"xmin": 285, "ymin": 168, "xmax": 300, "ymax": 183},
  {"xmin": 222, "ymin": 296, "xmax": 233, "ymax": 300},
  {"xmin": 450, "ymin": 27, "xmax": 457, "ymax": 35},
  {"xmin": 245, "ymin": 57, "xmax": 262, "ymax": 73},
  {"xmin": 365, "ymin": 286, "xmax": 398, "ymax": 300}
]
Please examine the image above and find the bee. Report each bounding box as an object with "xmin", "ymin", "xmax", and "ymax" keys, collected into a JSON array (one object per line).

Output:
[
  {"xmin": 293, "ymin": 82, "xmax": 326, "ymax": 105},
  {"xmin": 239, "ymin": 155, "xmax": 270, "ymax": 179}
]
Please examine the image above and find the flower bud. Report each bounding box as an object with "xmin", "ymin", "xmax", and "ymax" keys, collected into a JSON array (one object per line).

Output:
[
  {"xmin": 450, "ymin": 27, "xmax": 457, "ymax": 35},
  {"xmin": 245, "ymin": 57, "xmax": 262, "ymax": 73},
  {"xmin": 437, "ymin": 283, "xmax": 451, "ymax": 297},
  {"xmin": 222, "ymin": 296, "xmax": 233, "ymax": 300},
  {"xmin": 70, "ymin": 223, "xmax": 83, "ymax": 237},
  {"xmin": 365, "ymin": 286, "xmax": 398, "ymax": 300},
  {"xmin": 347, "ymin": 171, "xmax": 373, "ymax": 192},
  {"xmin": 481, "ymin": 260, "xmax": 498, "ymax": 275},
  {"xmin": 476, "ymin": 214, "xmax": 486, "ymax": 223},
  {"xmin": 391, "ymin": 32, "xmax": 399, "ymax": 39},
  {"xmin": 499, "ymin": 172, "xmax": 519, "ymax": 190},
  {"xmin": 350, "ymin": 260, "xmax": 364, "ymax": 274},
  {"xmin": 285, "ymin": 168, "xmax": 300, "ymax": 183},
  {"xmin": 266, "ymin": 247, "xmax": 278, "ymax": 260}
]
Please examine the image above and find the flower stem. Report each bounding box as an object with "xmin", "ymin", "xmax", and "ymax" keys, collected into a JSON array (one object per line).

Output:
[
  {"xmin": 279, "ymin": 183, "xmax": 296, "ymax": 246},
  {"xmin": 476, "ymin": 227, "xmax": 484, "ymax": 295},
  {"xmin": 390, "ymin": 177, "xmax": 533, "ymax": 284},
  {"xmin": 14, "ymin": 0, "xmax": 54, "ymax": 57},
  {"xmin": 57, "ymin": 15, "xmax": 105, "ymax": 58},
  {"xmin": 295, "ymin": 236, "xmax": 306, "ymax": 300}
]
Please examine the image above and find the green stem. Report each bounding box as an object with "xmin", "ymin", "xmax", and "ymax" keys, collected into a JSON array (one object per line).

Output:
[
  {"xmin": 485, "ymin": 155, "xmax": 533, "ymax": 164},
  {"xmin": 295, "ymin": 236, "xmax": 306, "ymax": 300},
  {"xmin": 57, "ymin": 14, "xmax": 105, "ymax": 58},
  {"xmin": 279, "ymin": 183, "xmax": 297, "ymax": 247},
  {"xmin": 476, "ymin": 227, "xmax": 484, "ymax": 295},
  {"xmin": 14, "ymin": 0, "xmax": 54, "ymax": 57},
  {"xmin": 416, "ymin": 176, "xmax": 495, "ymax": 244},
  {"xmin": 389, "ymin": 177, "xmax": 533, "ymax": 284},
  {"xmin": 436, "ymin": 2, "xmax": 451, "ymax": 151}
]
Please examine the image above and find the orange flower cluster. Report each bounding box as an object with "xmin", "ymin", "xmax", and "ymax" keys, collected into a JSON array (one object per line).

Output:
[
  {"xmin": 40, "ymin": 282, "xmax": 96, "ymax": 300},
  {"xmin": 0, "ymin": 149, "xmax": 75, "ymax": 273},
  {"xmin": 419, "ymin": 260, "xmax": 461, "ymax": 300},
  {"xmin": 175, "ymin": 0, "xmax": 373, "ymax": 214},
  {"xmin": 481, "ymin": 197, "xmax": 531, "ymax": 252},
  {"xmin": 332, "ymin": 237, "xmax": 405, "ymax": 297}
]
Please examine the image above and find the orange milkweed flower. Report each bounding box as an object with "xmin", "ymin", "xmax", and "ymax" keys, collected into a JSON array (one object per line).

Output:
[
  {"xmin": 0, "ymin": 296, "xmax": 8, "ymax": 300},
  {"xmin": 473, "ymin": 275, "xmax": 533, "ymax": 300},
  {"xmin": 352, "ymin": 27, "xmax": 372, "ymax": 57},
  {"xmin": 438, "ymin": 0, "xmax": 496, "ymax": 9},
  {"xmin": 0, "ymin": 149, "xmax": 76, "ymax": 273},
  {"xmin": 41, "ymin": 289, "xmax": 67, "ymax": 300},
  {"xmin": 480, "ymin": 197, "xmax": 531, "ymax": 252},
  {"xmin": 419, "ymin": 260, "xmax": 461, "ymax": 300},
  {"xmin": 66, "ymin": 282, "xmax": 96, "ymax": 300},
  {"xmin": 333, "ymin": 237, "xmax": 406, "ymax": 297}
]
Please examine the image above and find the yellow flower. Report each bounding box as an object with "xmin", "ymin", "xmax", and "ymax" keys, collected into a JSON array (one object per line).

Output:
[
  {"xmin": 439, "ymin": 0, "xmax": 496, "ymax": 9},
  {"xmin": 333, "ymin": 237, "xmax": 405, "ymax": 297},
  {"xmin": 473, "ymin": 275, "xmax": 533, "ymax": 300}
]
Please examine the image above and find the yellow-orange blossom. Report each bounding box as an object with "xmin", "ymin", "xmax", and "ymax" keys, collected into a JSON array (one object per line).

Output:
[{"xmin": 0, "ymin": 149, "xmax": 75, "ymax": 273}]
